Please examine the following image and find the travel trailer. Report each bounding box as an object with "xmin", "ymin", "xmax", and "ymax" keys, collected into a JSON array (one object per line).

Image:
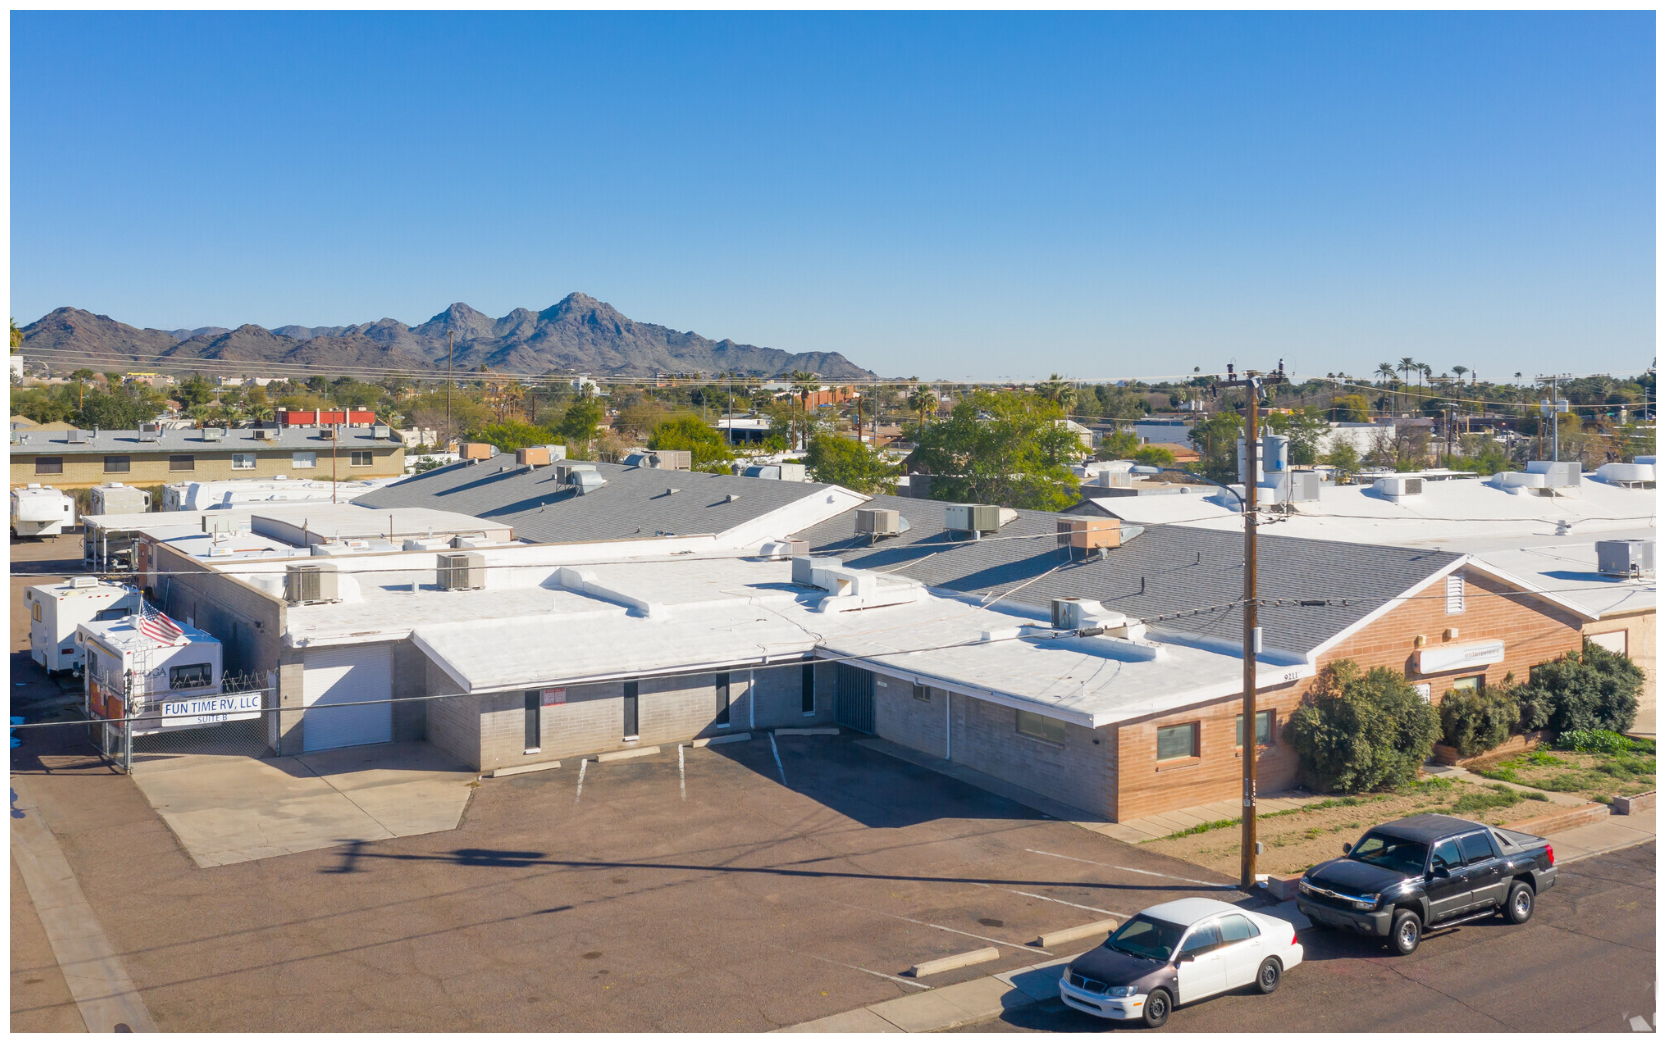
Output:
[{"xmin": 25, "ymin": 577, "xmax": 142, "ymax": 673}]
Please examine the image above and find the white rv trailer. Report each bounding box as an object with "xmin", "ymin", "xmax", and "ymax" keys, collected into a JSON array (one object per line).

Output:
[
  {"xmin": 25, "ymin": 578, "xmax": 142, "ymax": 673},
  {"xmin": 87, "ymin": 482, "xmax": 152, "ymax": 516},
  {"xmin": 78, "ymin": 614, "xmax": 229, "ymax": 736},
  {"xmin": 11, "ymin": 484, "xmax": 76, "ymax": 537}
]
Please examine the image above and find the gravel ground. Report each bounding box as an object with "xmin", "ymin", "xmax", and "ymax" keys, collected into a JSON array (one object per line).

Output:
[{"xmin": 1141, "ymin": 778, "xmax": 1558, "ymax": 876}]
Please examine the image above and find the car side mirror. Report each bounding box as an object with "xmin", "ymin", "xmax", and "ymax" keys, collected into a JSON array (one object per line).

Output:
[
  {"xmin": 1176, "ymin": 953, "xmax": 1194, "ymax": 964},
  {"xmin": 1342, "ymin": 842, "xmax": 1352, "ymax": 855},
  {"xmin": 1430, "ymin": 864, "xmax": 1449, "ymax": 878}
]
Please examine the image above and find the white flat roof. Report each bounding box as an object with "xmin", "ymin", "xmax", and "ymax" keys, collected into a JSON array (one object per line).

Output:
[{"xmin": 285, "ymin": 546, "xmax": 1309, "ymax": 728}]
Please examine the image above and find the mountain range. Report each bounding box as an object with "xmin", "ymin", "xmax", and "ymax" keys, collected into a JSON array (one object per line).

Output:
[{"xmin": 20, "ymin": 293, "xmax": 876, "ymax": 380}]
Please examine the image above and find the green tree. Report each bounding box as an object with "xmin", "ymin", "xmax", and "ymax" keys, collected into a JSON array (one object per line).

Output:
[
  {"xmin": 1036, "ymin": 374, "xmax": 1077, "ymax": 412},
  {"xmin": 906, "ymin": 384, "xmax": 938, "ymax": 430},
  {"xmin": 647, "ymin": 414, "xmax": 734, "ymax": 472},
  {"xmin": 1519, "ymin": 641, "xmax": 1643, "ymax": 736},
  {"xmin": 1094, "ymin": 428, "xmax": 1143, "ymax": 461},
  {"xmin": 1288, "ymin": 660, "xmax": 1441, "ymax": 793},
  {"xmin": 1131, "ymin": 445, "xmax": 1175, "ymax": 467},
  {"xmin": 909, "ymin": 390, "xmax": 1080, "ymax": 510},
  {"xmin": 1331, "ymin": 394, "xmax": 1371, "ymax": 422},
  {"xmin": 10, "ymin": 317, "xmax": 23, "ymax": 349},
  {"xmin": 1323, "ymin": 438, "xmax": 1361, "ymax": 476},
  {"xmin": 804, "ymin": 433, "xmax": 898, "ymax": 493},
  {"xmin": 70, "ymin": 368, "xmax": 96, "ymax": 409},
  {"xmin": 470, "ymin": 419, "xmax": 558, "ymax": 453},
  {"xmin": 1188, "ymin": 411, "xmax": 1244, "ymax": 483},
  {"xmin": 557, "ymin": 397, "xmax": 606, "ymax": 447}
]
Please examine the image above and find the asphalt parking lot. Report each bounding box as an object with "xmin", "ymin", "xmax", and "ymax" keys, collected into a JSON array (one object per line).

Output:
[
  {"xmin": 13, "ymin": 720, "xmax": 1254, "ymax": 1032},
  {"xmin": 958, "ymin": 840, "xmax": 1657, "ymax": 1033}
]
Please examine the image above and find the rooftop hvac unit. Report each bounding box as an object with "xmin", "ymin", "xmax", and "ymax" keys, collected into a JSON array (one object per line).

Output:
[
  {"xmin": 1056, "ymin": 516, "xmax": 1121, "ymax": 550},
  {"xmin": 253, "ymin": 427, "xmax": 275, "ymax": 440},
  {"xmin": 945, "ymin": 503, "xmax": 1002, "ymax": 535},
  {"xmin": 652, "ymin": 449, "xmax": 691, "ymax": 471},
  {"xmin": 855, "ymin": 508, "xmax": 903, "ymax": 536},
  {"xmin": 202, "ymin": 514, "xmax": 239, "ymax": 534},
  {"xmin": 554, "ymin": 461, "xmax": 596, "ymax": 483},
  {"xmin": 69, "ymin": 576, "xmax": 99, "ymax": 589},
  {"xmin": 1527, "ymin": 460, "xmax": 1581, "ymax": 487},
  {"xmin": 571, "ymin": 470, "xmax": 607, "ymax": 495},
  {"xmin": 517, "ymin": 445, "xmax": 552, "ymax": 467},
  {"xmin": 743, "ymin": 465, "xmax": 781, "ymax": 480},
  {"xmin": 460, "ymin": 442, "xmax": 493, "ymax": 460},
  {"xmin": 1373, "ymin": 475, "xmax": 1423, "ymax": 499},
  {"xmin": 202, "ymin": 427, "xmax": 225, "ymax": 441},
  {"xmin": 316, "ymin": 427, "xmax": 335, "ymax": 440},
  {"xmin": 137, "ymin": 423, "xmax": 161, "ymax": 441},
  {"xmin": 284, "ymin": 562, "xmax": 340, "ymax": 604},
  {"xmin": 372, "ymin": 424, "xmax": 391, "ymax": 438},
  {"xmin": 67, "ymin": 428, "xmax": 89, "ymax": 444},
  {"xmin": 622, "ymin": 450, "xmax": 654, "ymax": 468},
  {"xmin": 437, "ymin": 550, "xmax": 486, "ymax": 591},
  {"xmin": 1596, "ymin": 539, "xmax": 1655, "ymax": 578},
  {"xmin": 1050, "ymin": 597, "xmax": 1112, "ymax": 630}
]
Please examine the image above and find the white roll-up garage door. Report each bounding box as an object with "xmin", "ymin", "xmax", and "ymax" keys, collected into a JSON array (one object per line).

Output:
[{"xmin": 302, "ymin": 644, "xmax": 393, "ymax": 752}]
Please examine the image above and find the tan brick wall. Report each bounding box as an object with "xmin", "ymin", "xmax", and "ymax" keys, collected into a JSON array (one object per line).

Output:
[
  {"xmin": 1111, "ymin": 568, "xmax": 1585, "ymax": 822},
  {"xmin": 12, "ymin": 445, "xmax": 404, "ymax": 489},
  {"xmin": 1584, "ymin": 610, "xmax": 1656, "ymax": 733}
]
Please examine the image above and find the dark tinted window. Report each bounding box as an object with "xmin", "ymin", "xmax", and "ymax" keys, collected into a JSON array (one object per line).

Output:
[
  {"xmin": 35, "ymin": 456, "xmax": 63, "ymax": 474},
  {"xmin": 1218, "ymin": 914, "xmax": 1259, "ymax": 943},
  {"xmin": 1103, "ymin": 915, "xmax": 1185, "ymax": 961},
  {"xmin": 169, "ymin": 455, "xmax": 194, "ymax": 471},
  {"xmin": 168, "ymin": 663, "xmax": 213, "ymax": 690},
  {"xmin": 1179, "ymin": 922, "xmax": 1221, "ymax": 957},
  {"xmin": 104, "ymin": 455, "xmax": 130, "ymax": 473},
  {"xmin": 1460, "ymin": 832, "xmax": 1496, "ymax": 865},
  {"xmin": 1431, "ymin": 839, "xmax": 1463, "ymax": 870},
  {"xmin": 1350, "ymin": 832, "xmax": 1430, "ymax": 874}
]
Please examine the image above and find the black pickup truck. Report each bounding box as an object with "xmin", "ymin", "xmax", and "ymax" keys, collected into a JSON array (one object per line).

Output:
[{"xmin": 1295, "ymin": 813, "xmax": 1557, "ymax": 955}]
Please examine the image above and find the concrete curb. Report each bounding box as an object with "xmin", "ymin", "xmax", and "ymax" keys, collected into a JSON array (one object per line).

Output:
[
  {"xmin": 778, "ymin": 955, "xmax": 1073, "ymax": 1033},
  {"xmin": 1034, "ymin": 918, "xmax": 1121, "ymax": 949},
  {"xmin": 691, "ymin": 733, "xmax": 751, "ymax": 747},
  {"xmin": 596, "ymin": 746, "xmax": 661, "ymax": 762},
  {"xmin": 490, "ymin": 760, "xmax": 561, "ymax": 778},
  {"xmin": 908, "ymin": 947, "xmax": 999, "ymax": 977}
]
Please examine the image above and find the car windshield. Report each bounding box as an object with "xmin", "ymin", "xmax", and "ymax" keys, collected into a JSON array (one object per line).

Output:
[
  {"xmin": 1103, "ymin": 915, "xmax": 1186, "ymax": 961},
  {"xmin": 1348, "ymin": 832, "xmax": 1429, "ymax": 874}
]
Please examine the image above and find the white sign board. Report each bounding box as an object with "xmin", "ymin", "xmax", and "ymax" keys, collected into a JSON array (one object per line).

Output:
[
  {"xmin": 161, "ymin": 692, "xmax": 262, "ymax": 728},
  {"xmin": 540, "ymin": 687, "xmax": 566, "ymax": 706},
  {"xmin": 1417, "ymin": 640, "xmax": 1505, "ymax": 676}
]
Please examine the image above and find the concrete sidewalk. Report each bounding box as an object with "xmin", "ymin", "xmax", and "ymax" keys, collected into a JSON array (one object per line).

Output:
[{"xmin": 780, "ymin": 809, "xmax": 1655, "ymax": 1033}]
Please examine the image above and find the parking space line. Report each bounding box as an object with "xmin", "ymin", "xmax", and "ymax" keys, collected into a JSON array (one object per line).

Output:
[
  {"xmin": 574, "ymin": 758, "xmax": 588, "ymax": 803},
  {"xmin": 825, "ymin": 900, "xmax": 1051, "ymax": 956},
  {"xmin": 768, "ymin": 732, "xmax": 787, "ymax": 786},
  {"xmin": 972, "ymin": 884, "xmax": 1120, "ymax": 917},
  {"xmin": 1024, "ymin": 848, "xmax": 1234, "ymax": 889},
  {"xmin": 786, "ymin": 948, "xmax": 933, "ymax": 991},
  {"xmin": 678, "ymin": 744, "xmax": 686, "ymax": 801}
]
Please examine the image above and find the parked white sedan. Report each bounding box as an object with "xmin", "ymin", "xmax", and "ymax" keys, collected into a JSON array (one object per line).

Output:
[{"xmin": 1059, "ymin": 897, "xmax": 1304, "ymax": 1028}]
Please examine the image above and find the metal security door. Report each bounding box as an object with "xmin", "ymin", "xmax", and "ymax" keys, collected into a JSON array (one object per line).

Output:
[
  {"xmin": 302, "ymin": 644, "xmax": 393, "ymax": 752},
  {"xmin": 834, "ymin": 664, "xmax": 874, "ymax": 734}
]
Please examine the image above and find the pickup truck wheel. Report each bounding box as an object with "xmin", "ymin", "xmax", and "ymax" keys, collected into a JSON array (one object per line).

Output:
[
  {"xmin": 1255, "ymin": 957, "xmax": 1281, "ymax": 994},
  {"xmin": 1141, "ymin": 988, "xmax": 1171, "ymax": 1028},
  {"xmin": 1390, "ymin": 909, "xmax": 1421, "ymax": 955},
  {"xmin": 1503, "ymin": 881, "xmax": 1534, "ymax": 924}
]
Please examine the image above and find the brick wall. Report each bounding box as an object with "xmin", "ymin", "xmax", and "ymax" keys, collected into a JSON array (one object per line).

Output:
[
  {"xmin": 390, "ymin": 641, "xmax": 428, "ymax": 743},
  {"xmin": 875, "ymin": 679, "xmax": 948, "ymax": 759},
  {"xmin": 948, "ymin": 693, "xmax": 1113, "ymax": 817},
  {"xmin": 424, "ymin": 659, "xmax": 479, "ymax": 767},
  {"xmin": 1110, "ymin": 567, "xmax": 1585, "ymax": 822}
]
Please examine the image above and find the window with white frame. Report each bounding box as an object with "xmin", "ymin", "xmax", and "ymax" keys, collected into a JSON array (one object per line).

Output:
[
  {"xmin": 292, "ymin": 452, "xmax": 316, "ymax": 469},
  {"xmin": 231, "ymin": 453, "xmax": 256, "ymax": 470}
]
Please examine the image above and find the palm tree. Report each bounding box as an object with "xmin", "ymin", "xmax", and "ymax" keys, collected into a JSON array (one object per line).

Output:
[
  {"xmin": 70, "ymin": 368, "xmax": 95, "ymax": 409},
  {"xmin": 1452, "ymin": 365, "xmax": 1468, "ymax": 385},
  {"xmin": 1036, "ymin": 373, "xmax": 1077, "ymax": 412},
  {"xmin": 789, "ymin": 370, "xmax": 818, "ymax": 450},
  {"xmin": 1376, "ymin": 362, "xmax": 1397, "ymax": 411},
  {"xmin": 1397, "ymin": 356, "xmax": 1417, "ymax": 411},
  {"xmin": 906, "ymin": 384, "xmax": 937, "ymax": 433}
]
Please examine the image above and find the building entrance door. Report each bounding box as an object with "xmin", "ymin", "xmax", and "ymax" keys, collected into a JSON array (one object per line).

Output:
[{"xmin": 834, "ymin": 664, "xmax": 874, "ymax": 734}]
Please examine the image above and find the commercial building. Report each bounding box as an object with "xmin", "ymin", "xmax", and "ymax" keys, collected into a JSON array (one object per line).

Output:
[
  {"xmin": 1076, "ymin": 466, "xmax": 1657, "ymax": 732},
  {"xmin": 10, "ymin": 426, "xmax": 405, "ymax": 489}
]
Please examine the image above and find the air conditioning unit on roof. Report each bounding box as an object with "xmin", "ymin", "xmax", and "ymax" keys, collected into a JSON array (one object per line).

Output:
[
  {"xmin": 855, "ymin": 508, "xmax": 904, "ymax": 537},
  {"xmin": 437, "ymin": 551, "xmax": 486, "ymax": 590},
  {"xmin": 202, "ymin": 427, "xmax": 225, "ymax": 441},
  {"xmin": 1596, "ymin": 539, "xmax": 1655, "ymax": 578},
  {"xmin": 253, "ymin": 427, "xmax": 275, "ymax": 440},
  {"xmin": 945, "ymin": 503, "xmax": 1003, "ymax": 535},
  {"xmin": 1373, "ymin": 475, "xmax": 1423, "ymax": 499},
  {"xmin": 284, "ymin": 562, "xmax": 340, "ymax": 604},
  {"xmin": 137, "ymin": 423, "xmax": 161, "ymax": 441}
]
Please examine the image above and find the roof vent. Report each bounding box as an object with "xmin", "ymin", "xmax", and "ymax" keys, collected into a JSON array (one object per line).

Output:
[
  {"xmin": 437, "ymin": 550, "xmax": 486, "ymax": 590},
  {"xmin": 284, "ymin": 562, "xmax": 340, "ymax": 604},
  {"xmin": 1596, "ymin": 539, "xmax": 1655, "ymax": 578},
  {"xmin": 571, "ymin": 470, "xmax": 607, "ymax": 495},
  {"xmin": 725, "ymin": 492, "xmax": 741, "ymax": 503}
]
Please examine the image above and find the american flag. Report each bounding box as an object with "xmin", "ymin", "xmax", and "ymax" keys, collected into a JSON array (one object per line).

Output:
[{"xmin": 135, "ymin": 609, "xmax": 186, "ymax": 646}]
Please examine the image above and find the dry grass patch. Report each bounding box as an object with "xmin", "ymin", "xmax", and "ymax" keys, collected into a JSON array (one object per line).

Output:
[{"xmin": 1142, "ymin": 778, "xmax": 1555, "ymax": 877}]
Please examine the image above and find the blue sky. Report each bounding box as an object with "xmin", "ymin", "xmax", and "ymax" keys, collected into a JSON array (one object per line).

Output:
[{"xmin": 11, "ymin": 12, "xmax": 1654, "ymax": 381}]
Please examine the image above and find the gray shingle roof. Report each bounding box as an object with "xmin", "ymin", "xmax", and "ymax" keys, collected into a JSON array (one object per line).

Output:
[
  {"xmin": 357, "ymin": 459, "xmax": 839, "ymax": 543},
  {"xmin": 792, "ymin": 494, "xmax": 1463, "ymax": 656},
  {"xmin": 8, "ymin": 427, "xmax": 400, "ymax": 453}
]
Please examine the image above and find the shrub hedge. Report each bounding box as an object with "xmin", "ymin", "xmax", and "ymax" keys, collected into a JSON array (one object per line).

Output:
[
  {"xmin": 1289, "ymin": 660, "xmax": 1441, "ymax": 793},
  {"xmin": 1439, "ymin": 684, "xmax": 1518, "ymax": 757}
]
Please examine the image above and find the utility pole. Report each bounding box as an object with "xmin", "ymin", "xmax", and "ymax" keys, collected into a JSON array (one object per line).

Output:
[{"xmin": 1223, "ymin": 360, "xmax": 1285, "ymax": 890}]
